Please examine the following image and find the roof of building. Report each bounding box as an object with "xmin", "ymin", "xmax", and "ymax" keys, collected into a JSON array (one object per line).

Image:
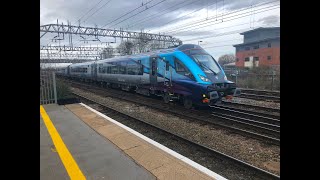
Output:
[
  {"xmin": 233, "ymin": 36, "xmax": 280, "ymax": 47},
  {"xmin": 240, "ymin": 27, "xmax": 280, "ymax": 35}
]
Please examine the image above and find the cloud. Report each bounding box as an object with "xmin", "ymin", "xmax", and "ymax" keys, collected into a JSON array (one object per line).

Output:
[
  {"xmin": 172, "ymin": 30, "xmax": 215, "ymax": 37},
  {"xmin": 257, "ymin": 15, "xmax": 280, "ymax": 26},
  {"xmin": 225, "ymin": 0, "xmax": 275, "ymax": 11},
  {"xmin": 41, "ymin": 0, "xmax": 280, "ymax": 56}
]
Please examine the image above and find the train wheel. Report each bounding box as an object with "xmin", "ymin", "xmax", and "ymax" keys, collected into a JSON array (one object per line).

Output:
[
  {"xmin": 183, "ymin": 97, "xmax": 193, "ymax": 109},
  {"xmin": 163, "ymin": 93, "xmax": 170, "ymax": 103}
]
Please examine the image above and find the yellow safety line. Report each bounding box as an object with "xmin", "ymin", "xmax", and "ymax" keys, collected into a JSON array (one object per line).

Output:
[{"xmin": 40, "ymin": 105, "xmax": 86, "ymax": 180}]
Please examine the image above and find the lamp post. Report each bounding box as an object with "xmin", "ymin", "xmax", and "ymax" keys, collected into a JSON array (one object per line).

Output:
[{"xmin": 198, "ymin": 41, "xmax": 202, "ymax": 45}]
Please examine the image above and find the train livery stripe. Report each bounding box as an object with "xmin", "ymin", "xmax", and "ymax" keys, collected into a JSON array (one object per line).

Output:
[{"xmin": 40, "ymin": 105, "xmax": 86, "ymax": 180}]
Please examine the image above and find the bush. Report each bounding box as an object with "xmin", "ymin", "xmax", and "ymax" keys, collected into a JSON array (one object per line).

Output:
[{"xmin": 56, "ymin": 79, "xmax": 74, "ymax": 100}]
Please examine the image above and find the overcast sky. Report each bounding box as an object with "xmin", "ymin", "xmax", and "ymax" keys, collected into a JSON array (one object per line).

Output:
[{"xmin": 40, "ymin": 0, "xmax": 280, "ymax": 61}]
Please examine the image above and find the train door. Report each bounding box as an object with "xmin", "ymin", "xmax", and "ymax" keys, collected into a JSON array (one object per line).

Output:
[
  {"xmin": 149, "ymin": 55, "xmax": 157, "ymax": 85},
  {"xmin": 67, "ymin": 65, "xmax": 70, "ymax": 75},
  {"xmin": 91, "ymin": 62, "xmax": 97, "ymax": 80}
]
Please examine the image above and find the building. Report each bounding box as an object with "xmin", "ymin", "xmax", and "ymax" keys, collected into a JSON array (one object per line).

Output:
[{"xmin": 233, "ymin": 27, "xmax": 280, "ymax": 69}]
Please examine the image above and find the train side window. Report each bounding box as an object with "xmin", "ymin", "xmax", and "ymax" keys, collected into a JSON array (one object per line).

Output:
[
  {"xmin": 174, "ymin": 57, "xmax": 195, "ymax": 80},
  {"xmin": 174, "ymin": 58, "xmax": 186, "ymax": 73},
  {"xmin": 110, "ymin": 65, "xmax": 118, "ymax": 74},
  {"xmin": 126, "ymin": 61, "xmax": 137, "ymax": 75},
  {"xmin": 119, "ymin": 62, "xmax": 127, "ymax": 74}
]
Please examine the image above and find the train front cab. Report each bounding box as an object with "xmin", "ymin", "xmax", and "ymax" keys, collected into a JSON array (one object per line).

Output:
[{"xmin": 173, "ymin": 44, "xmax": 241, "ymax": 108}]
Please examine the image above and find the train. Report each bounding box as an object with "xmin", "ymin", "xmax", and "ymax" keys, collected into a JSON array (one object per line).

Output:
[{"xmin": 57, "ymin": 44, "xmax": 241, "ymax": 109}]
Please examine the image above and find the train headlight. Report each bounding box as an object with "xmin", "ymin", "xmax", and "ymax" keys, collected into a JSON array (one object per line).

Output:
[
  {"xmin": 198, "ymin": 74, "xmax": 211, "ymax": 82},
  {"xmin": 224, "ymin": 75, "xmax": 228, "ymax": 81}
]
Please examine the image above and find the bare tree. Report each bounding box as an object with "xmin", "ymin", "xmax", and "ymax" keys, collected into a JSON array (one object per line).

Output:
[
  {"xmin": 117, "ymin": 40, "xmax": 134, "ymax": 55},
  {"xmin": 218, "ymin": 54, "xmax": 236, "ymax": 66},
  {"xmin": 116, "ymin": 34, "xmax": 172, "ymax": 55},
  {"xmin": 100, "ymin": 46, "xmax": 115, "ymax": 59}
]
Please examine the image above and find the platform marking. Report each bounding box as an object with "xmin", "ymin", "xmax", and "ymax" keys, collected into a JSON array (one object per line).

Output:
[
  {"xmin": 40, "ymin": 105, "xmax": 86, "ymax": 180},
  {"xmin": 80, "ymin": 103, "xmax": 227, "ymax": 180}
]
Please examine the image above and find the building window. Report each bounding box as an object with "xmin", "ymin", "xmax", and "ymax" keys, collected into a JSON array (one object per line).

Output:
[
  {"xmin": 267, "ymin": 56, "xmax": 272, "ymax": 60},
  {"xmin": 254, "ymin": 57, "xmax": 259, "ymax": 61},
  {"xmin": 236, "ymin": 58, "xmax": 239, "ymax": 62},
  {"xmin": 268, "ymin": 43, "xmax": 271, "ymax": 48},
  {"xmin": 245, "ymin": 47, "xmax": 250, "ymax": 51},
  {"xmin": 253, "ymin": 45, "xmax": 259, "ymax": 49},
  {"xmin": 245, "ymin": 57, "xmax": 250, "ymax": 62}
]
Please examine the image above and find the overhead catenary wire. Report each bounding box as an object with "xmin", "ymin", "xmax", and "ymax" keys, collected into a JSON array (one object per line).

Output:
[
  {"xmin": 169, "ymin": 4, "xmax": 279, "ymax": 36},
  {"xmin": 181, "ymin": 6, "xmax": 279, "ymax": 43},
  {"xmin": 82, "ymin": 0, "xmax": 113, "ymax": 23},
  {"xmin": 153, "ymin": 1, "xmax": 268, "ymax": 32},
  {"xmin": 101, "ymin": 0, "xmax": 157, "ymax": 28},
  {"xmin": 73, "ymin": 0, "xmax": 105, "ymax": 24},
  {"xmin": 158, "ymin": 0, "xmax": 278, "ymax": 34},
  {"xmin": 42, "ymin": 0, "xmax": 279, "ymax": 56},
  {"xmin": 106, "ymin": 0, "xmax": 168, "ymax": 29},
  {"xmin": 151, "ymin": 0, "xmax": 221, "ymax": 32},
  {"xmin": 127, "ymin": 0, "xmax": 199, "ymax": 29},
  {"xmin": 163, "ymin": 0, "xmax": 279, "ymax": 34},
  {"xmin": 177, "ymin": 21, "xmax": 251, "ymax": 37}
]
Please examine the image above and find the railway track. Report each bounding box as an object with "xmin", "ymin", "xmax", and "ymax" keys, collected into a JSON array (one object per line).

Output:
[
  {"xmin": 221, "ymin": 101, "xmax": 280, "ymax": 114},
  {"xmin": 210, "ymin": 105, "xmax": 280, "ymax": 137},
  {"xmin": 241, "ymin": 88, "xmax": 280, "ymax": 97},
  {"xmin": 240, "ymin": 93, "xmax": 280, "ymax": 102},
  {"xmin": 240, "ymin": 89, "xmax": 280, "ymax": 102},
  {"xmin": 75, "ymin": 93, "xmax": 280, "ymax": 180},
  {"xmin": 60, "ymin": 78, "xmax": 280, "ymax": 145}
]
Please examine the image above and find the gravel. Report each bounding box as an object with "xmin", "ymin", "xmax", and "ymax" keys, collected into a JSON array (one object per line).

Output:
[
  {"xmin": 71, "ymin": 87, "xmax": 280, "ymax": 176},
  {"xmin": 226, "ymin": 97, "xmax": 280, "ymax": 109}
]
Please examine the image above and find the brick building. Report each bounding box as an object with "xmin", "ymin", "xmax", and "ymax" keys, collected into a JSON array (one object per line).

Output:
[{"xmin": 233, "ymin": 27, "xmax": 280, "ymax": 69}]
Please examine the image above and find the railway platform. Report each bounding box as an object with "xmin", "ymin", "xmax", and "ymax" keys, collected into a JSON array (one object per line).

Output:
[{"xmin": 40, "ymin": 103, "xmax": 226, "ymax": 180}]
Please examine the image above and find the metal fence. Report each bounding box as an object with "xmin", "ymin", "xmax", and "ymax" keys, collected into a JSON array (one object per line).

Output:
[
  {"xmin": 40, "ymin": 70, "xmax": 57, "ymax": 104},
  {"xmin": 224, "ymin": 68, "xmax": 280, "ymax": 91}
]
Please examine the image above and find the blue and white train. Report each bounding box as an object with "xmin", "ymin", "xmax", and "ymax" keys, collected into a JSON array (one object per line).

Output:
[{"xmin": 57, "ymin": 44, "xmax": 241, "ymax": 108}]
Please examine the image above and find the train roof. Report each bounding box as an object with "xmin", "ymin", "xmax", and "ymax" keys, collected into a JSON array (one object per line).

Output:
[
  {"xmin": 97, "ymin": 44, "xmax": 201, "ymax": 60},
  {"xmin": 69, "ymin": 44, "xmax": 204, "ymax": 65},
  {"xmin": 69, "ymin": 61, "xmax": 94, "ymax": 67}
]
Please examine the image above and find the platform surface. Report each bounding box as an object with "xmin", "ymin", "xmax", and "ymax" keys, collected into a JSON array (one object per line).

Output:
[
  {"xmin": 40, "ymin": 104, "xmax": 156, "ymax": 180},
  {"xmin": 40, "ymin": 103, "xmax": 226, "ymax": 180}
]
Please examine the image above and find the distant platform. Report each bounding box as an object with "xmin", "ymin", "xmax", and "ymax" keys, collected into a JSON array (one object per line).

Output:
[{"xmin": 40, "ymin": 103, "xmax": 226, "ymax": 180}]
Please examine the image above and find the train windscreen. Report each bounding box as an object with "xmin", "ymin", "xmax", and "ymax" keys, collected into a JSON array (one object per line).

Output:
[{"xmin": 191, "ymin": 54, "xmax": 221, "ymax": 74}]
